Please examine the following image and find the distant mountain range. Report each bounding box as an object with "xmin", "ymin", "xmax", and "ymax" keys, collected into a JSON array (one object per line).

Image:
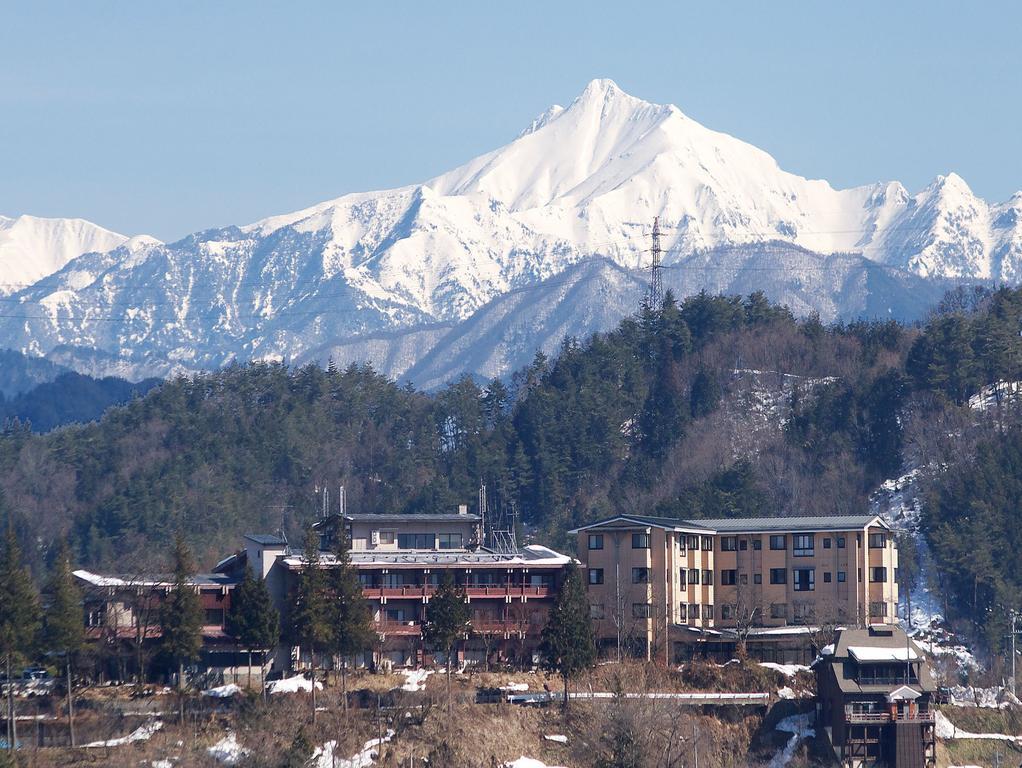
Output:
[{"xmin": 2, "ymin": 79, "xmax": 1016, "ymax": 385}]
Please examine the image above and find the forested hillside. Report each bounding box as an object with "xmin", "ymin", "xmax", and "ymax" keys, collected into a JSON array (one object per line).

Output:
[{"xmin": 3, "ymin": 286, "xmax": 1022, "ymax": 654}]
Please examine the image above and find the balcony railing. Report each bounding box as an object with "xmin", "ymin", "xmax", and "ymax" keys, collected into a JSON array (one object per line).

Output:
[
  {"xmin": 373, "ymin": 620, "xmax": 538, "ymax": 637},
  {"xmin": 361, "ymin": 584, "xmax": 552, "ymax": 599},
  {"xmin": 845, "ymin": 711, "xmax": 934, "ymax": 724}
]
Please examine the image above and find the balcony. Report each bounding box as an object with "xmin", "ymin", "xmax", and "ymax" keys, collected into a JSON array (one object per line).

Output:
[
  {"xmin": 375, "ymin": 620, "xmax": 422, "ymax": 636},
  {"xmin": 845, "ymin": 710, "xmax": 934, "ymax": 724}
]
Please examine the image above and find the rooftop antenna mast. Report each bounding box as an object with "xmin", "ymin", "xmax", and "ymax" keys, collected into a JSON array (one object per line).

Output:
[
  {"xmin": 339, "ymin": 485, "xmax": 346, "ymax": 518},
  {"xmin": 647, "ymin": 216, "xmax": 664, "ymax": 311},
  {"xmin": 478, "ymin": 482, "xmax": 487, "ymax": 548}
]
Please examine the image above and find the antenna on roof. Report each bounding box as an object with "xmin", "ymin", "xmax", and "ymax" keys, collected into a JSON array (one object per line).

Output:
[{"xmin": 478, "ymin": 482, "xmax": 487, "ymax": 547}]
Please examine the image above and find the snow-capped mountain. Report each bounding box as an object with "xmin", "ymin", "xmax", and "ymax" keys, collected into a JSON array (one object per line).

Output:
[
  {"xmin": 1, "ymin": 79, "xmax": 1016, "ymax": 383},
  {"xmin": 0, "ymin": 215, "xmax": 129, "ymax": 294}
]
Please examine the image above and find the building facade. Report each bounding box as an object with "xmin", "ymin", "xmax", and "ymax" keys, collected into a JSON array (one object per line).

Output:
[
  {"xmin": 572, "ymin": 514, "xmax": 900, "ymax": 661},
  {"xmin": 815, "ymin": 626, "xmax": 936, "ymax": 768},
  {"xmin": 76, "ymin": 509, "xmax": 573, "ymax": 677}
]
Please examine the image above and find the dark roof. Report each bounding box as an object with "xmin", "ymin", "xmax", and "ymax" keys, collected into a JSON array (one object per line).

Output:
[
  {"xmin": 822, "ymin": 626, "xmax": 936, "ymax": 695},
  {"xmin": 313, "ymin": 513, "xmax": 481, "ymax": 528},
  {"xmin": 571, "ymin": 513, "xmax": 886, "ymax": 535},
  {"xmin": 697, "ymin": 514, "xmax": 885, "ymax": 534},
  {"xmin": 568, "ymin": 515, "xmax": 713, "ymax": 534},
  {"xmin": 244, "ymin": 534, "xmax": 289, "ymax": 546}
]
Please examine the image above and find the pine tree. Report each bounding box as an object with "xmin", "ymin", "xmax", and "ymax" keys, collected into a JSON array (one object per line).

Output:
[
  {"xmin": 289, "ymin": 527, "xmax": 331, "ymax": 722},
  {"xmin": 160, "ymin": 535, "xmax": 203, "ymax": 724},
  {"xmin": 0, "ymin": 521, "xmax": 40, "ymax": 755},
  {"xmin": 329, "ymin": 526, "xmax": 374, "ymax": 713},
  {"xmin": 540, "ymin": 562, "xmax": 596, "ymax": 710},
  {"xmin": 421, "ymin": 572, "xmax": 469, "ymax": 712},
  {"xmin": 225, "ymin": 564, "xmax": 279, "ymax": 691},
  {"xmin": 41, "ymin": 540, "xmax": 83, "ymax": 747}
]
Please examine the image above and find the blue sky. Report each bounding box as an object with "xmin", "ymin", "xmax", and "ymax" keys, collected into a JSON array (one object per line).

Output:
[{"xmin": 2, "ymin": 2, "xmax": 1020, "ymax": 241}]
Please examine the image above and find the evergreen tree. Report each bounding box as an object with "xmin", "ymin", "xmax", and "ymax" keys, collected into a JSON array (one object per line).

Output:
[
  {"xmin": 41, "ymin": 540, "xmax": 83, "ymax": 747},
  {"xmin": 225, "ymin": 564, "xmax": 279, "ymax": 691},
  {"xmin": 421, "ymin": 572, "xmax": 470, "ymax": 711},
  {"xmin": 289, "ymin": 527, "xmax": 331, "ymax": 722},
  {"xmin": 689, "ymin": 368, "xmax": 721, "ymax": 419},
  {"xmin": 540, "ymin": 563, "xmax": 596, "ymax": 710},
  {"xmin": 0, "ymin": 521, "xmax": 40, "ymax": 755},
  {"xmin": 328, "ymin": 526, "xmax": 374, "ymax": 712},
  {"xmin": 160, "ymin": 535, "xmax": 203, "ymax": 723}
]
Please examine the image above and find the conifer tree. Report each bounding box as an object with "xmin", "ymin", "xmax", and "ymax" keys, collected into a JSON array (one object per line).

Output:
[
  {"xmin": 289, "ymin": 527, "xmax": 331, "ymax": 722},
  {"xmin": 329, "ymin": 525, "xmax": 374, "ymax": 712},
  {"xmin": 540, "ymin": 562, "xmax": 596, "ymax": 710},
  {"xmin": 160, "ymin": 535, "xmax": 203, "ymax": 724},
  {"xmin": 225, "ymin": 564, "xmax": 279, "ymax": 691},
  {"xmin": 421, "ymin": 572, "xmax": 470, "ymax": 712},
  {"xmin": 41, "ymin": 540, "xmax": 83, "ymax": 747},
  {"xmin": 0, "ymin": 521, "xmax": 40, "ymax": 755}
]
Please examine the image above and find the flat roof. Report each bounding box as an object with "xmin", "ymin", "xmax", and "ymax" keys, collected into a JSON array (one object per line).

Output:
[
  {"xmin": 312, "ymin": 513, "xmax": 481, "ymax": 529},
  {"xmin": 281, "ymin": 544, "xmax": 573, "ymax": 570},
  {"xmin": 73, "ymin": 570, "xmax": 238, "ymax": 588}
]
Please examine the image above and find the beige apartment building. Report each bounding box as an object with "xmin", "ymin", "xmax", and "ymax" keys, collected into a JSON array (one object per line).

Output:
[{"xmin": 571, "ymin": 513, "xmax": 899, "ymax": 661}]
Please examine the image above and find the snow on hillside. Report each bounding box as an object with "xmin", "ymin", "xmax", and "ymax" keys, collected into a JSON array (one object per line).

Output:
[
  {"xmin": 2, "ymin": 79, "xmax": 1017, "ymax": 382},
  {"xmin": 0, "ymin": 214, "xmax": 129, "ymax": 294}
]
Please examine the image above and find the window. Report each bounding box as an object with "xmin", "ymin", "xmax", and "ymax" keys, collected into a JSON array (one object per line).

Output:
[
  {"xmin": 754, "ymin": 573, "xmax": 763, "ymax": 584},
  {"xmin": 702, "ymin": 569, "xmax": 713, "ymax": 586},
  {"xmin": 793, "ymin": 534, "xmax": 814, "ymax": 557},
  {"xmin": 837, "ymin": 571, "xmax": 847, "ymax": 583},
  {"xmin": 721, "ymin": 536, "xmax": 737, "ymax": 552},
  {"xmin": 204, "ymin": 608, "xmax": 225, "ymax": 626},
  {"xmin": 769, "ymin": 568, "xmax": 786, "ymax": 585},
  {"xmin": 870, "ymin": 567, "xmax": 887, "ymax": 583},
  {"xmin": 702, "ymin": 604, "xmax": 713, "ymax": 620},
  {"xmin": 632, "ymin": 533, "xmax": 651, "ymax": 549},
  {"xmin": 701, "ymin": 536, "xmax": 713, "ymax": 551},
  {"xmin": 721, "ymin": 570, "xmax": 737, "ymax": 586},
  {"xmin": 823, "ymin": 571, "xmax": 832, "ymax": 583},
  {"xmin": 793, "ymin": 568, "xmax": 815, "ymax": 592},
  {"xmin": 588, "ymin": 533, "xmax": 604, "ymax": 550},
  {"xmin": 689, "ymin": 603, "xmax": 699, "ymax": 619},
  {"xmin": 752, "ymin": 539, "xmax": 762, "ymax": 551},
  {"xmin": 793, "ymin": 602, "xmax": 814, "ymax": 621},
  {"xmin": 632, "ymin": 567, "xmax": 651, "ymax": 584},
  {"xmin": 678, "ymin": 603, "xmax": 687, "ymax": 621},
  {"xmin": 739, "ymin": 539, "xmax": 748, "ymax": 551},
  {"xmin": 721, "ymin": 604, "xmax": 734, "ymax": 620},
  {"xmin": 438, "ymin": 533, "xmax": 463, "ymax": 549},
  {"xmin": 769, "ymin": 535, "xmax": 786, "ymax": 550},
  {"xmin": 379, "ymin": 530, "xmax": 396, "ymax": 545},
  {"xmin": 869, "ymin": 601, "xmax": 887, "ymax": 618},
  {"xmin": 398, "ymin": 533, "xmax": 432, "ymax": 549},
  {"xmin": 632, "ymin": 603, "xmax": 651, "ymax": 619},
  {"xmin": 823, "ymin": 537, "xmax": 831, "ymax": 549},
  {"xmin": 770, "ymin": 603, "xmax": 787, "ymax": 619},
  {"xmin": 869, "ymin": 532, "xmax": 887, "ymax": 549},
  {"xmin": 678, "ymin": 536, "xmax": 686, "ymax": 554},
  {"xmin": 687, "ymin": 535, "xmax": 699, "ymax": 550},
  {"xmin": 679, "ymin": 569, "xmax": 687, "ymax": 588},
  {"xmin": 739, "ymin": 573, "xmax": 749, "ymax": 586},
  {"xmin": 588, "ymin": 568, "xmax": 604, "ymax": 585},
  {"xmin": 837, "ymin": 536, "xmax": 846, "ymax": 549},
  {"xmin": 590, "ymin": 604, "xmax": 605, "ymax": 619},
  {"xmin": 688, "ymin": 568, "xmax": 700, "ymax": 586},
  {"xmin": 858, "ymin": 568, "xmax": 863, "ymax": 583}
]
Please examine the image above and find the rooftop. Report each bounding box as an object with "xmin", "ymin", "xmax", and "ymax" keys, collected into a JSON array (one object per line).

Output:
[
  {"xmin": 281, "ymin": 544, "xmax": 573, "ymax": 570},
  {"xmin": 244, "ymin": 533, "xmax": 288, "ymax": 546},
  {"xmin": 569, "ymin": 515, "xmax": 713, "ymax": 534},
  {"xmin": 571, "ymin": 513, "xmax": 887, "ymax": 535},
  {"xmin": 73, "ymin": 570, "xmax": 238, "ymax": 589},
  {"xmin": 312, "ymin": 512, "xmax": 481, "ymax": 529}
]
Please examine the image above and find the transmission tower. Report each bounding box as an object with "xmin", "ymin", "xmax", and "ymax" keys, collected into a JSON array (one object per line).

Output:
[{"xmin": 647, "ymin": 216, "xmax": 664, "ymax": 311}]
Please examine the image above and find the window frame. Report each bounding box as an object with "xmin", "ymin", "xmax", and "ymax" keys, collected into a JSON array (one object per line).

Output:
[
  {"xmin": 792, "ymin": 567, "xmax": 816, "ymax": 592},
  {"xmin": 792, "ymin": 534, "xmax": 815, "ymax": 557},
  {"xmin": 588, "ymin": 568, "xmax": 605, "ymax": 585},
  {"xmin": 588, "ymin": 533, "xmax": 604, "ymax": 551},
  {"xmin": 631, "ymin": 567, "xmax": 652, "ymax": 584},
  {"xmin": 769, "ymin": 535, "xmax": 786, "ymax": 551},
  {"xmin": 632, "ymin": 532, "xmax": 651, "ymax": 549},
  {"xmin": 769, "ymin": 568, "xmax": 786, "ymax": 585}
]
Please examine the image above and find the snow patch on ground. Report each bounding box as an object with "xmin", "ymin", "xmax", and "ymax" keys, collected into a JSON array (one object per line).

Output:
[
  {"xmin": 969, "ymin": 381, "xmax": 1022, "ymax": 412},
  {"xmin": 544, "ymin": 734, "xmax": 568, "ymax": 743},
  {"xmin": 202, "ymin": 683, "xmax": 242, "ymax": 698},
  {"xmin": 208, "ymin": 732, "xmax": 250, "ymax": 765},
  {"xmin": 935, "ymin": 710, "xmax": 1022, "ymax": 743},
  {"xmin": 501, "ymin": 682, "xmax": 530, "ymax": 692},
  {"xmin": 777, "ymin": 687, "xmax": 796, "ymax": 700},
  {"xmin": 312, "ymin": 730, "xmax": 395, "ymax": 768},
  {"xmin": 83, "ymin": 720, "xmax": 162, "ymax": 747},
  {"xmin": 503, "ymin": 759, "xmax": 568, "ymax": 768},
  {"xmin": 770, "ymin": 713, "xmax": 815, "ymax": 768},
  {"xmin": 760, "ymin": 662, "xmax": 809, "ymax": 677},
  {"xmin": 947, "ymin": 685, "xmax": 1022, "ymax": 709},
  {"xmin": 398, "ymin": 668, "xmax": 433, "ymax": 692},
  {"xmin": 266, "ymin": 674, "xmax": 323, "ymax": 694}
]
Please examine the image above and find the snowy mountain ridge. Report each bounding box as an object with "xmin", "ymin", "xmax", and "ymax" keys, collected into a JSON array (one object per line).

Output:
[{"xmin": 1, "ymin": 79, "xmax": 1017, "ymax": 382}]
